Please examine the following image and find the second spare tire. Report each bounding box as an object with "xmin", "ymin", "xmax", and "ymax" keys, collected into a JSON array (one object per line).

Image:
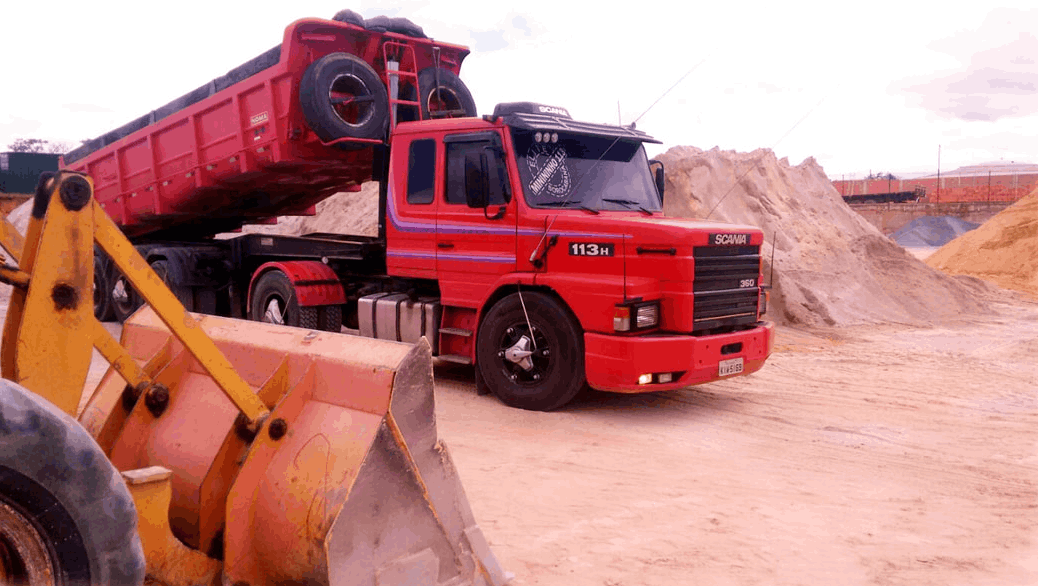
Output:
[
  {"xmin": 417, "ymin": 67, "xmax": 477, "ymax": 120},
  {"xmin": 300, "ymin": 52, "xmax": 389, "ymax": 143}
]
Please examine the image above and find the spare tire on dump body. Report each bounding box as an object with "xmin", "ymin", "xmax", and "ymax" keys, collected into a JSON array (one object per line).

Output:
[
  {"xmin": 299, "ymin": 52, "xmax": 389, "ymax": 144},
  {"xmin": 417, "ymin": 67, "xmax": 477, "ymax": 119}
]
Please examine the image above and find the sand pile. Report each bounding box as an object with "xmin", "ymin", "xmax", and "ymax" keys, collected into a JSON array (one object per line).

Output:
[
  {"xmin": 657, "ymin": 146, "xmax": 990, "ymax": 327},
  {"xmin": 5, "ymin": 199, "xmax": 32, "ymax": 234},
  {"xmin": 240, "ymin": 183, "xmax": 380, "ymax": 237},
  {"xmin": 925, "ymin": 189, "xmax": 1038, "ymax": 298},
  {"xmin": 891, "ymin": 216, "xmax": 980, "ymax": 247}
]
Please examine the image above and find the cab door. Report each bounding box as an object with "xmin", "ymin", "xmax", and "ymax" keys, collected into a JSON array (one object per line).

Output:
[
  {"xmin": 386, "ymin": 136, "xmax": 439, "ymax": 279},
  {"xmin": 435, "ymin": 131, "xmax": 517, "ymax": 306}
]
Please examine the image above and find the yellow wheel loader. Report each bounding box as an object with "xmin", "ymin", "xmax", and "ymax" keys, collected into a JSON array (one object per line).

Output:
[{"xmin": 0, "ymin": 171, "xmax": 508, "ymax": 585}]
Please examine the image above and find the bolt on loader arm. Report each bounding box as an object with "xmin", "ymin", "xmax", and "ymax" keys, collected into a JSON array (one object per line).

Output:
[{"xmin": 0, "ymin": 172, "xmax": 509, "ymax": 586}]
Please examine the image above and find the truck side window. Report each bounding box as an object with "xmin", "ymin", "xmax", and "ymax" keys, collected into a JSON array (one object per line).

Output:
[
  {"xmin": 407, "ymin": 139, "xmax": 436, "ymax": 204},
  {"xmin": 445, "ymin": 142, "xmax": 511, "ymax": 206}
]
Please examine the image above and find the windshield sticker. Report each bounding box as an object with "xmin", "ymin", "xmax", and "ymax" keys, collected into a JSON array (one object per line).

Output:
[{"xmin": 527, "ymin": 144, "xmax": 571, "ymax": 197}]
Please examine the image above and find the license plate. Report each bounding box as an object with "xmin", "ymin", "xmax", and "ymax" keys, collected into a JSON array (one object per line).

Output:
[{"xmin": 718, "ymin": 357, "xmax": 744, "ymax": 377}]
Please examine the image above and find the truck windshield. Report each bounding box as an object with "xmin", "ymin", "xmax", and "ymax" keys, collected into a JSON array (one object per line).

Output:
[{"xmin": 510, "ymin": 129, "xmax": 662, "ymax": 212}]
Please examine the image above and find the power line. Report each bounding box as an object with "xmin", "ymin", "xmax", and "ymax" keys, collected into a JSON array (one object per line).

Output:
[{"xmin": 705, "ymin": 96, "xmax": 827, "ymax": 220}]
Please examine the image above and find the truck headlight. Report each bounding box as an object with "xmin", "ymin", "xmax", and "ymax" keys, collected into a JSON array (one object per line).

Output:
[
  {"xmin": 636, "ymin": 303, "xmax": 659, "ymax": 329},
  {"xmin": 614, "ymin": 300, "xmax": 660, "ymax": 332}
]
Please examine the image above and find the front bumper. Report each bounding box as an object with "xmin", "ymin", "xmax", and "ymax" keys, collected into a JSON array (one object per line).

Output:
[{"xmin": 583, "ymin": 321, "xmax": 774, "ymax": 393}]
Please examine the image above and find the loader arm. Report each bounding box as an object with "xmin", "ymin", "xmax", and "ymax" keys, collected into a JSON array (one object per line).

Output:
[
  {"xmin": 0, "ymin": 172, "xmax": 267, "ymax": 424},
  {"xmin": 0, "ymin": 172, "xmax": 508, "ymax": 586}
]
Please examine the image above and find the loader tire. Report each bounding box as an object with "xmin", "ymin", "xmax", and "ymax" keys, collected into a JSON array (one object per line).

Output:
[
  {"xmin": 417, "ymin": 67, "xmax": 477, "ymax": 120},
  {"xmin": 249, "ymin": 270, "xmax": 318, "ymax": 329},
  {"xmin": 93, "ymin": 255, "xmax": 114, "ymax": 322},
  {"xmin": 0, "ymin": 379, "xmax": 145, "ymax": 586},
  {"xmin": 299, "ymin": 52, "xmax": 389, "ymax": 144},
  {"xmin": 476, "ymin": 292, "xmax": 586, "ymax": 411}
]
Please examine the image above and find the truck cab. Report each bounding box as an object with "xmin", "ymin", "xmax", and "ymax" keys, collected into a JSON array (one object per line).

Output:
[{"xmin": 384, "ymin": 102, "xmax": 773, "ymax": 410}]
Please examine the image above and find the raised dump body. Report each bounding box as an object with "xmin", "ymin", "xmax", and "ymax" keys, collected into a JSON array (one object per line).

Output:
[{"xmin": 63, "ymin": 12, "xmax": 472, "ymax": 240}]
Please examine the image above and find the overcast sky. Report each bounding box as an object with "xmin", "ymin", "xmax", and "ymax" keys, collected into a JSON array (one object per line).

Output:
[{"xmin": 3, "ymin": 1, "xmax": 1036, "ymax": 179}]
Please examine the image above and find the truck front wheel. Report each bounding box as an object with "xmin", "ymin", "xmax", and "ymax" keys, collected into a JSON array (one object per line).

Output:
[{"xmin": 476, "ymin": 292, "xmax": 586, "ymax": 411}]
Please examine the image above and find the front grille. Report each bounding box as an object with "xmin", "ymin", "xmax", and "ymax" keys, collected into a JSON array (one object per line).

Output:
[{"xmin": 693, "ymin": 245, "xmax": 760, "ymax": 331}]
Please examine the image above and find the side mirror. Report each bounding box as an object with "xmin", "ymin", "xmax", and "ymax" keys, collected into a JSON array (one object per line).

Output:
[
  {"xmin": 649, "ymin": 159, "xmax": 665, "ymax": 203},
  {"xmin": 464, "ymin": 151, "xmax": 489, "ymax": 209},
  {"xmin": 465, "ymin": 149, "xmax": 507, "ymax": 220}
]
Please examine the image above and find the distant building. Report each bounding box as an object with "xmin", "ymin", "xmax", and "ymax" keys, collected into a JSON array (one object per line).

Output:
[{"xmin": 0, "ymin": 152, "xmax": 61, "ymax": 194}]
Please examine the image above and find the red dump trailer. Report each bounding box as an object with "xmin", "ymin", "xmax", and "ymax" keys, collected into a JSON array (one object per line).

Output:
[{"xmin": 63, "ymin": 11, "xmax": 473, "ymax": 240}]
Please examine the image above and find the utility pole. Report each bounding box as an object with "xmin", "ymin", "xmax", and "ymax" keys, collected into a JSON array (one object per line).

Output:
[{"xmin": 936, "ymin": 145, "xmax": 941, "ymax": 203}]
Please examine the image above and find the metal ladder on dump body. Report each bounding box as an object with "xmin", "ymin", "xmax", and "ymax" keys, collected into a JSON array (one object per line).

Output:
[{"xmin": 382, "ymin": 41, "xmax": 422, "ymax": 128}]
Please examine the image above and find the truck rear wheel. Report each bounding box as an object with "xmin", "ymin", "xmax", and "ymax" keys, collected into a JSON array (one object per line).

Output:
[
  {"xmin": 299, "ymin": 52, "xmax": 389, "ymax": 143},
  {"xmin": 417, "ymin": 67, "xmax": 476, "ymax": 119},
  {"xmin": 318, "ymin": 305, "xmax": 342, "ymax": 332},
  {"xmin": 0, "ymin": 379, "xmax": 145, "ymax": 585},
  {"xmin": 249, "ymin": 270, "xmax": 318, "ymax": 329},
  {"xmin": 150, "ymin": 259, "xmax": 195, "ymax": 312},
  {"xmin": 110, "ymin": 271, "xmax": 142, "ymax": 323},
  {"xmin": 476, "ymin": 292, "xmax": 586, "ymax": 411},
  {"xmin": 93, "ymin": 256, "xmax": 114, "ymax": 322}
]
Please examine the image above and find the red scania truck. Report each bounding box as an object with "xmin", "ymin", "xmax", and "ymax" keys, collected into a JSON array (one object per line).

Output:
[{"xmin": 64, "ymin": 11, "xmax": 773, "ymax": 410}]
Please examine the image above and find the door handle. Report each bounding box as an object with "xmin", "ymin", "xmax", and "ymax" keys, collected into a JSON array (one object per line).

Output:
[
  {"xmin": 437, "ymin": 242, "xmax": 455, "ymax": 249},
  {"xmin": 636, "ymin": 246, "xmax": 676, "ymax": 255}
]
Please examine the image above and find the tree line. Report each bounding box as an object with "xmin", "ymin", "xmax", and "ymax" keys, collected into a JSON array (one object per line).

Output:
[{"xmin": 5, "ymin": 138, "xmax": 72, "ymax": 154}]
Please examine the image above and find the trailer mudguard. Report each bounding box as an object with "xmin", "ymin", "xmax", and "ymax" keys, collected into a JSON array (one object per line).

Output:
[{"xmin": 248, "ymin": 260, "xmax": 346, "ymax": 307}]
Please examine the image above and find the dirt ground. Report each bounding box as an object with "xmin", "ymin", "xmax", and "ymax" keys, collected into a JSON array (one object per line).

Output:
[
  {"xmin": 3, "ymin": 274, "xmax": 1036, "ymax": 586},
  {"xmin": 433, "ymin": 288, "xmax": 1038, "ymax": 586}
]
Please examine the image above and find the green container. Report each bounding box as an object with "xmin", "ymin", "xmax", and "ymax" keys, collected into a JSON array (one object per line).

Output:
[{"xmin": 0, "ymin": 152, "xmax": 61, "ymax": 194}]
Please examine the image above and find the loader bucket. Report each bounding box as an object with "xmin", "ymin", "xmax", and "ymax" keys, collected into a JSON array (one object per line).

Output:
[{"xmin": 80, "ymin": 308, "xmax": 507, "ymax": 586}]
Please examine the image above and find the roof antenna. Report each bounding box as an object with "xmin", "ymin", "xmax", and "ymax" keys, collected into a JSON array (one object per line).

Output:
[{"xmin": 768, "ymin": 235, "xmax": 776, "ymax": 287}]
